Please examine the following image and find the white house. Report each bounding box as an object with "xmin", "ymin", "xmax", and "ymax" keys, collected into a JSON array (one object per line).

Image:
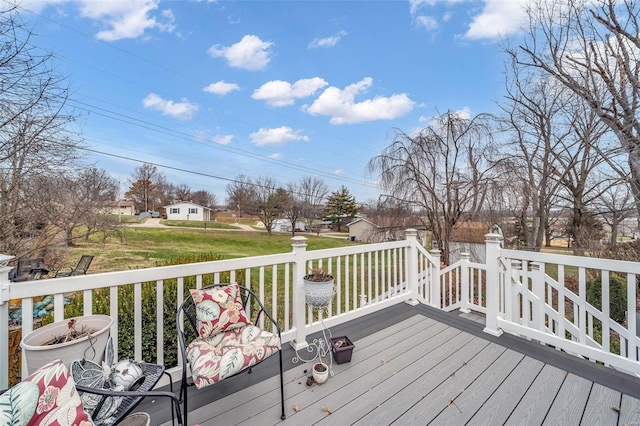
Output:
[
  {"xmin": 346, "ymin": 218, "xmax": 382, "ymax": 242},
  {"xmin": 271, "ymin": 219, "xmax": 306, "ymax": 233},
  {"xmin": 164, "ymin": 202, "xmax": 212, "ymax": 221},
  {"xmin": 105, "ymin": 200, "xmax": 135, "ymax": 216}
]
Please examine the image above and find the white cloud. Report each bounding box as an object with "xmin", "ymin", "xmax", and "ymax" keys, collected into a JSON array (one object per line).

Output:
[
  {"xmin": 252, "ymin": 78, "xmax": 328, "ymax": 107},
  {"xmin": 268, "ymin": 153, "xmax": 282, "ymax": 159},
  {"xmin": 453, "ymin": 107, "xmax": 471, "ymax": 120},
  {"xmin": 409, "ymin": 0, "xmax": 468, "ymax": 15},
  {"xmin": 334, "ymin": 169, "xmax": 344, "ymax": 175},
  {"xmin": 416, "ymin": 15, "xmax": 438, "ymax": 31},
  {"xmin": 309, "ymin": 30, "xmax": 348, "ymax": 48},
  {"xmin": 212, "ymin": 134, "xmax": 233, "ymax": 145},
  {"xmin": 142, "ymin": 93, "xmax": 199, "ymax": 120},
  {"xmin": 303, "ymin": 77, "xmax": 415, "ymax": 124},
  {"xmin": 249, "ymin": 126, "xmax": 310, "ymax": 147},
  {"xmin": 77, "ymin": 0, "xmax": 175, "ymax": 41},
  {"xmin": 203, "ymin": 81, "xmax": 240, "ymax": 95},
  {"xmin": 208, "ymin": 35, "xmax": 273, "ymax": 71},
  {"xmin": 463, "ymin": 0, "xmax": 527, "ymax": 40}
]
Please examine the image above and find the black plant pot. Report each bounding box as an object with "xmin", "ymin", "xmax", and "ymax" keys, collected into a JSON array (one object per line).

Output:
[{"xmin": 330, "ymin": 336, "xmax": 355, "ymax": 364}]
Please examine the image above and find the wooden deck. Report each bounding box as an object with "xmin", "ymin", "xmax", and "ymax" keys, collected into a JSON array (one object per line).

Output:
[{"xmin": 147, "ymin": 304, "xmax": 640, "ymax": 425}]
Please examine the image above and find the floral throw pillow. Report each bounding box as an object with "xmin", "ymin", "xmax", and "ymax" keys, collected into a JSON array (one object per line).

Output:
[
  {"xmin": 23, "ymin": 359, "xmax": 94, "ymax": 426},
  {"xmin": 190, "ymin": 283, "xmax": 250, "ymax": 339}
]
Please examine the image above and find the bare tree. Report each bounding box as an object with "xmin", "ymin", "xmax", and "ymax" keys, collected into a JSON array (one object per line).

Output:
[
  {"xmin": 298, "ymin": 176, "xmax": 329, "ymax": 228},
  {"xmin": 191, "ymin": 190, "xmax": 218, "ymax": 208},
  {"xmin": 284, "ymin": 182, "xmax": 303, "ymax": 236},
  {"xmin": 594, "ymin": 179, "xmax": 636, "ymax": 244},
  {"xmin": 32, "ymin": 168, "xmax": 119, "ymax": 247},
  {"xmin": 125, "ymin": 163, "xmax": 162, "ymax": 212},
  {"xmin": 516, "ymin": 0, "xmax": 640, "ymax": 216},
  {"xmin": 498, "ymin": 52, "xmax": 571, "ymax": 251},
  {"xmin": 247, "ymin": 177, "xmax": 286, "ymax": 236},
  {"xmin": 226, "ymin": 174, "xmax": 254, "ymax": 217},
  {"xmin": 174, "ymin": 183, "xmax": 192, "ymax": 202},
  {"xmin": 368, "ymin": 111, "xmax": 496, "ymax": 264},
  {"xmin": 0, "ymin": 6, "xmax": 84, "ymax": 257}
]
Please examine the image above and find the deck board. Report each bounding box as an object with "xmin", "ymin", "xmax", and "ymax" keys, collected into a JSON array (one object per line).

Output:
[
  {"xmin": 467, "ymin": 356, "xmax": 545, "ymax": 425},
  {"xmin": 504, "ymin": 364, "xmax": 566, "ymax": 426},
  {"xmin": 151, "ymin": 305, "xmax": 640, "ymax": 426},
  {"xmin": 618, "ymin": 394, "xmax": 640, "ymax": 425},
  {"xmin": 580, "ymin": 383, "xmax": 620, "ymax": 426},
  {"xmin": 431, "ymin": 348, "xmax": 526, "ymax": 425}
]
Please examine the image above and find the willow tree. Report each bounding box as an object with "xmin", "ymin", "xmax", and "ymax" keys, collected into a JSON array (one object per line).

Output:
[{"xmin": 368, "ymin": 111, "xmax": 497, "ymax": 264}]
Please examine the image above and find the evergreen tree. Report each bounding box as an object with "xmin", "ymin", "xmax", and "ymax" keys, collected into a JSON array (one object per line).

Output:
[{"xmin": 323, "ymin": 186, "xmax": 358, "ymax": 232}]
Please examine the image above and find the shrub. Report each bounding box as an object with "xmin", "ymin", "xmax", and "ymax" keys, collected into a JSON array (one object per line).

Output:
[{"xmin": 586, "ymin": 275, "xmax": 628, "ymax": 324}]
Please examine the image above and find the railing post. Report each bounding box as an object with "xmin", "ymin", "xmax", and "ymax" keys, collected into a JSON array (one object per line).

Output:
[
  {"xmin": 0, "ymin": 254, "xmax": 15, "ymax": 389},
  {"xmin": 405, "ymin": 229, "xmax": 419, "ymax": 306},
  {"xmin": 460, "ymin": 252, "xmax": 471, "ymax": 313},
  {"xmin": 290, "ymin": 236, "xmax": 309, "ymax": 350},
  {"xmin": 484, "ymin": 233, "xmax": 503, "ymax": 336},
  {"xmin": 430, "ymin": 249, "xmax": 441, "ymax": 308}
]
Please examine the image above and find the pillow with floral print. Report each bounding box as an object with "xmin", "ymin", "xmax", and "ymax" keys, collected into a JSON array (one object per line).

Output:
[
  {"xmin": 23, "ymin": 359, "xmax": 94, "ymax": 426},
  {"xmin": 190, "ymin": 283, "xmax": 250, "ymax": 339}
]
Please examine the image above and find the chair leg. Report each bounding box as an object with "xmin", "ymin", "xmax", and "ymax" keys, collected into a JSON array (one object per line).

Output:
[
  {"xmin": 279, "ymin": 348, "xmax": 286, "ymax": 420},
  {"xmin": 181, "ymin": 376, "xmax": 189, "ymax": 426}
]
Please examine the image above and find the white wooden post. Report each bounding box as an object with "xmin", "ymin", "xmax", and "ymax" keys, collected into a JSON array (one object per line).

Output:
[
  {"xmin": 484, "ymin": 233, "xmax": 503, "ymax": 336},
  {"xmin": 460, "ymin": 252, "xmax": 471, "ymax": 313},
  {"xmin": 430, "ymin": 249, "xmax": 441, "ymax": 308},
  {"xmin": 0, "ymin": 254, "xmax": 15, "ymax": 388},
  {"xmin": 290, "ymin": 236, "xmax": 309, "ymax": 350},
  {"xmin": 405, "ymin": 229, "xmax": 419, "ymax": 306}
]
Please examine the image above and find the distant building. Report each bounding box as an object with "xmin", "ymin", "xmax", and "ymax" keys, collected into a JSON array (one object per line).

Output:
[
  {"xmin": 164, "ymin": 202, "xmax": 212, "ymax": 221},
  {"xmin": 271, "ymin": 219, "xmax": 306, "ymax": 233},
  {"xmin": 106, "ymin": 200, "xmax": 135, "ymax": 216}
]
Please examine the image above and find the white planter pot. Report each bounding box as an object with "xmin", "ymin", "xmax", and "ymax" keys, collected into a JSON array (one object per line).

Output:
[
  {"xmin": 312, "ymin": 362, "xmax": 329, "ymax": 384},
  {"xmin": 303, "ymin": 277, "xmax": 335, "ymax": 308},
  {"xmin": 21, "ymin": 315, "xmax": 113, "ymax": 375}
]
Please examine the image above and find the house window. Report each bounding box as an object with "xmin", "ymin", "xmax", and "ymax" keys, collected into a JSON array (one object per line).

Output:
[
  {"xmin": 170, "ymin": 208, "xmax": 180, "ymax": 214},
  {"xmin": 189, "ymin": 208, "xmax": 198, "ymax": 214}
]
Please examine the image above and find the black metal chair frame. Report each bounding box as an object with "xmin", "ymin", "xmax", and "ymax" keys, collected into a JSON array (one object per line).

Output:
[
  {"xmin": 9, "ymin": 257, "xmax": 49, "ymax": 282},
  {"xmin": 54, "ymin": 254, "xmax": 94, "ymax": 277},
  {"xmin": 177, "ymin": 283, "xmax": 286, "ymax": 425}
]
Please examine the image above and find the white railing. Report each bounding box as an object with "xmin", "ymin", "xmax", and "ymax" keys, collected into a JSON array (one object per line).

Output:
[
  {"xmin": 3, "ymin": 230, "xmax": 640, "ymax": 389},
  {"xmin": 0, "ymin": 230, "xmax": 437, "ymax": 388},
  {"xmin": 493, "ymin": 247, "xmax": 640, "ymax": 376}
]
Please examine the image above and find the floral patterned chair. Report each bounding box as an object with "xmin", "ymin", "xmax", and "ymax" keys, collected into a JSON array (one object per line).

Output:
[{"xmin": 177, "ymin": 283, "xmax": 285, "ymax": 425}]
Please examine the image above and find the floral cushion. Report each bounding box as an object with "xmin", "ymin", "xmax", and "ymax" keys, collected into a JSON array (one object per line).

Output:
[
  {"xmin": 0, "ymin": 359, "xmax": 94, "ymax": 426},
  {"xmin": 186, "ymin": 324, "xmax": 281, "ymax": 389},
  {"xmin": 190, "ymin": 283, "xmax": 250, "ymax": 338}
]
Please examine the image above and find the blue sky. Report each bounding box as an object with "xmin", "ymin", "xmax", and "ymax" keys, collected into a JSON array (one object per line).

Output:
[{"xmin": 22, "ymin": 0, "xmax": 527, "ymax": 204}]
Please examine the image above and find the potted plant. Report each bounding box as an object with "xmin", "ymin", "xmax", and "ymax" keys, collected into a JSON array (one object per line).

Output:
[
  {"xmin": 21, "ymin": 315, "xmax": 112, "ymax": 375},
  {"xmin": 303, "ymin": 267, "xmax": 335, "ymax": 308},
  {"xmin": 330, "ymin": 336, "xmax": 355, "ymax": 364},
  {"xmin": 312, "ymin": 362, "xmax": 329, "ymax": 384}
]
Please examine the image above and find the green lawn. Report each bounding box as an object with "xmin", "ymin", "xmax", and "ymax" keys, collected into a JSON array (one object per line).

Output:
[{"xmin": 66, "ymin": 228, "xmax": 357, "ymax": 273}]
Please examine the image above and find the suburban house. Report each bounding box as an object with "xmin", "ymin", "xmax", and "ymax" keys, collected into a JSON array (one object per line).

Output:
[
  {"xmin": 105, "ymin": 200, "xmax": 135, "ymax": 216},
  {"xmin": 346, "ymin": 218, "xmax": 382, "ymax": 242},
  {"xmin": 271, "ymin": 219, "xmax": 306, "ymax": 233},
  {"xmin": 347, "ymin": 217, "xmax": 428, "ymax": 243},
  {"xmin": 164, "ymin": 202, "xmax": 212, "ymax": 221}
]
